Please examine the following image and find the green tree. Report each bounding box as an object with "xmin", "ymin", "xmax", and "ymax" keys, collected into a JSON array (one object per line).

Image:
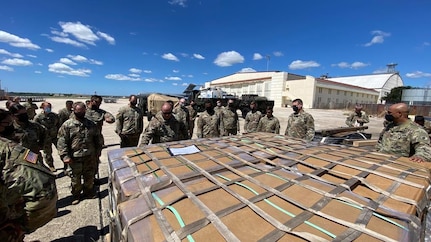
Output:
[{"xmin": 382, "ymin": 86, "xmax": 412, "ymax": 103}]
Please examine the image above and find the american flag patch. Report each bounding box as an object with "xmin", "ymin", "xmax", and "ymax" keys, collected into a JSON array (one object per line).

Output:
[{"xmin": 24, "ymin": 149, "xmax": 38, "ymax": 164}]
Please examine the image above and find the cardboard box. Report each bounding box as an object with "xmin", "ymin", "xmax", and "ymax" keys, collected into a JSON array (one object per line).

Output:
[{"xmin": 107, "ymin": 133, "xmax": 431, "ymax": 241}]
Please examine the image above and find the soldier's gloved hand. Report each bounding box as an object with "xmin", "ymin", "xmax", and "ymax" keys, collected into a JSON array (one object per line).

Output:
[{"xmin": 410, "ymin": 156, "xmax": 425, "ymax": 163}]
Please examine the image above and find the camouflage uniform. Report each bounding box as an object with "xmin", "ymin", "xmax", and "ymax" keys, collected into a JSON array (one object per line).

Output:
[
  {"xmin": 197, "ymin": 110, "xmax": 223, "ymax": 138},
  {"xmin": 186, "ymin": 105, "xmax": 197, "ymax": 138},
  {"xmin": 257, "ymin": 115, "xmax": 280, "ymax": 134},
  {"xmin": 12, "ymin": 121, "xmax": 46, "ymax": 161},
  {"xmin": 33, "ymin": 112, "xmax": 60, "ymax": 168},
  {"xmin": 58, "ymin": 107, "xmax": 72, "ymax": 125},
  {"xmin": 284, "ymin": 111, "xmax": 315, "ymax": 141},
  {"xmin": 140, "ymin": 112, "xmax": 188, "ymax": 145},
  {"xmin": 57, "ymin": 116, "xmax": 103, "ymax": 198},
  {"xmin": 21, "ymin": 102, "xmax": 38, "ymax": 120},
  {"xmin": 244, "ymin": 110, "xmax": 262, "ymax": 133},
  {"xmin": 214, "ymin": 106, "xmax": 224, "ymax": 116},
  {"xmin": 221, "ymin": 108, "xmax": 239, "ymax": 136},
  {"xmin": 173, "ymin": 105, "xmax": 190, "ymax": 139},
  {"xmin": 116, "ymin": 105, "xmax": 144, "ymax": 147},
  {"xmin": 345, "ymin": 110, "xmax": 369, "ymax": 127},
  {"xmin": 376, "ymin": 120, "xmax": 431, "ymax": 161},
  {"xmin": 0, "ymin": 137, "xmax": 57, "ymax": 236}
]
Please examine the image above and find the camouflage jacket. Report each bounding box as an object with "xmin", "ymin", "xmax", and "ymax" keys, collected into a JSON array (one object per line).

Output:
[
  {"xmin": 116, "ymin": 105, "xmax": 144, "ymax": 136},
  {"xmin": 12, "ymin": 120, "xmax": 46, "ymax": 153},
  {"xmin": 85, "ymin": 108, "xmax": 115, "ymax": 131},
  {"xmin": 197, "ymin": 110, "xmax": 223, "ymax": 138},
  {"xmin": 221, "ymin": 108, "xmax": 239, "ymax": 131},
  {"xmin": 186, "ymin": 105, "xmax": 198, "ymax": 121},
  {"xmin": 244, "ymin": 110, "xmax": 262, "ymax": 133},
  {"xmin": 58, "ymin": 107, "xmax": 72, "ymax": 125},
  {"xmin": 214, "ymin": 106, "xmax": 224, "ymax": 116},
  {"xmin": 33, "ymin": 112, "xmax": 60, "ymax": 139},
  {"xmin": 140, "ymin": 112, "xmax": 188, "ymax": 145},
  {"xmin": 57, "ymin": 117, "xmax": 103, "ymax": 160},
  {"xmin": 345, "ymin": 110, "xmax": 369, "ymax": 127},
  {"xmin": 173, "ymin": 105, "xmax": 190, "ymax": 133},
  {"xmin": 257, "ymin": 115, "xmax": 280, "ymax": 134},
  {"xmin": 285, "ymin": 111, "xmax": 315, "ymax": 141},
  {"xmin": 376, "ymin": 120, "xmax": 431, "ymax": 161}
]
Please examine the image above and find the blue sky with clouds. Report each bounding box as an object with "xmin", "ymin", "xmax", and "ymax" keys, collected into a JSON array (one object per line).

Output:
[{"xmin": 0, "ymin": 0, "xmax": 430, "ymax": 96}]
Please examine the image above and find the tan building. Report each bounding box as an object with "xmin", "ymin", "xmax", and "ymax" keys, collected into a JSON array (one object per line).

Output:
[{"xmin": 205, "ymin": 71, "xmax": 386, "ymax": 109}]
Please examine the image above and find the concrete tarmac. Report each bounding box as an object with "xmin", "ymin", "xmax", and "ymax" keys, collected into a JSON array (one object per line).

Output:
[{"xmin": 0, "ymin": 98, "xmax": 385, "ymax": 242}]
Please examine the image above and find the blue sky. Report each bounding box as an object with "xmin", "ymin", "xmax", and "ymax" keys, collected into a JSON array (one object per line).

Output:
[{"xmin": 0, "ymin": 0, "xmax": 430, "ymax": 96}]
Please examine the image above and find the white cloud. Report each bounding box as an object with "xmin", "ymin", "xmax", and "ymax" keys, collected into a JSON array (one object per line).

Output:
[
  {"xmin": 332, "ymin": 61, "xmax": 368, "ymax": 69},
  {"xmin": 424, "ymin": 42, "xmax": 430, "ymax": 46},
  {"xmin": 0, "ymin": 30, "xmax": 40, "ymax": 50},
  {"xmin": 45, "ymin": 48, "xmax": 54, "ymax": 52},
  {"xmin": 144, "ymin": 78, "xmax": 162, "ymax": 83},
  {"xmin": 182, "ymin": 83, "xmax": 188, "ymax": 86},
  {"xmin": 129, "ymin": 68, "xmax": 142, "ymax": 73},
  {"xmin": 364, "ymin": 30, "xmax": 390, "ymax": 47},
  {"xmin": 405, "ymin": 71, "xmax": 431, "ymax": 78},
  {"xmin": 97, "ymin": 31, "xmax": 115, "ymax": 45},
  {"xmin": 48, "ymin": 62, "xmax": 91, "ymax": 77},
  {"xmin": 34, "ymin": 70, "xmax": 42, "ymax": 74},
  {"xmin": 0, "ymin": 49, "xmax": 23, "ymax": 58},
  {"xmin": 273, "ymin": 51, "xmax": 283, "ymax": 57},
  {"xmin": 213, "ymin": 51, "xmax": 244, "ymax": 67},
  {"xmin": 193, "ymin": 53, "xmax": 205, "ymax": 59},
  {"xmin": 162, "ymin": 53, "xmax": 179, "ymax": 61},
  {"xmin": 89, "ymin": 59, "xmax": 103, "ymax": 65},
  {"xmin": 169, "ymin": 0, "xmax": 187, "ymax": 7},
  {"xmin": 128, "ymin": 73, "xmax": 140, "ymax": 78},
  {"xmin": 172, "ymin": 83, "xmax": 178, "ymax": 86},
  {"xmin": 173, "ymin": 69, "xmax": 180, "ymax": 73},
  {"xmin": 105, "ymin": 74, "xmax": 141, "ymax": 81},
  {"xmin": 253, "ymin": 53, "xmax": 263, "ymax": 60},
  {"xmin": 239, "ymin": 67, "xmax": 257, "ymax": 73},
  {"xmin": 27, "ymin": 54, "xmax": 37, "ymax": 58},
  {"xmin": 51, "ymin": 36, "xmax": 87, "ymax": 48},
  {"xmin": 165, "ymin": 76, "xmax": 182, "ymax": 81},
  {"xmin": 372, "ymin": 68, "xmax": 387, "ymax": 74},
  {"xmin": 143, "ymin": 70, "xmax": 152, "ymax": 74},
  {"xmin": 66, "ymin": 54, "xmax": 102, "ymax": 65},
  {"xmin": 1, "ymin": 58, "xmax": 32, "ymax": 66},
  {"xmin": 288, "ymin": 60, "xmax": 320, "ymax": 70},
  {"xmin": 60, "ymin": 58, "xmax": 77, "ymax": 65},
  {"xmin": 0, "ymin": 65, "xmax": 14, "ymax": 71}
]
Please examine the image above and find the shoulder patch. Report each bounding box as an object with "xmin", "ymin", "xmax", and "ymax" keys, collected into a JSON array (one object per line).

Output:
[{"xmin": 24, "ymin": 149, "xmax": 38, "ymax": 164}]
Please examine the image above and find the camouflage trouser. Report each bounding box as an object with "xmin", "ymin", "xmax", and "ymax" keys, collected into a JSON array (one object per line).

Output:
[
  {"xmin": 69, "ymin": 156, "xmax": 97, "ymax": 197},
  {"xmin": 42, "ymin": 137, "xmax": 57, "ymax": 167},
  {"xmin": 120, "ymin": 133, "xmax": 141, "ymax": 148},
  {"xmin": 189, "ymin": 120, "xmax": 195, "ymax": 138}
]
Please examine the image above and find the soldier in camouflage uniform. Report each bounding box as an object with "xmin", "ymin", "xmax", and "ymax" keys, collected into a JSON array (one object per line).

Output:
[
  {"xmin": 284, "ymin": 99, "xmax": 315, "ymax": 141},
  {"xmin": 345, "ymin": 104, "xmax": 369, "ymax": 127},
  {"xmin": 187, "ymin": 100, "xmax": 198, "ymax": 138},
  {"xmin": 221, "ymin": 99, "xmax": 239, "ymax": 136},
  {"xmin": 0, "ymin": 109, "xmax": 57, "ymax": 240},
  {"xmin": 214, "ymin": 100, "xmax": 224, "ymax": 116},
  {"xmin": 140, "ymin": 102, "xmax": 188, "ymax": 145},
  {"xmin": 57, "ymin": 102, "xmax": 103, "ymax": 205},
  {"xmin": 173, "ymin": 98, "xmax": 190, "ymax": 139},
  {"xmin": 8, "ymin": 104, "xmax": 46, "ymax": 161},
  {"xmin": 116, "ymin": 95, "xmax": 144, "ymax": 148},
  {"xmin": 197, "ymin": 100, "xmax": 223, "ymax": 138},
  {"xmin": 58, "ymin": 100, "xmax": 73, "ymax": 125},
  {"xmin": 244, "ymin": 101, "xmax": 262, "ymax": 133},
  {"xmin": 85, "ymin": 95, "xmax": 115, "ymax": 181},
  {"xmin": 21, "ymin": 98, "xmax": 38, "ymax": 120},
  {"xmin": 33, "ymin": 102, "xmax": 60, "ymax": 172},
  {"xmin": 376, "ymin": 103, "xmax": 431, "ymax": 163},
  {"xmin": 257, "ymin": 106, "xmax": 280, "ymax": 134}
]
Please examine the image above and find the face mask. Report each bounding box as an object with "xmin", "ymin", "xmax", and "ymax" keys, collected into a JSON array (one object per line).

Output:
[
  {"xmin": 292, "ymin": 105, "xmax": 299, "ymax": 113},
  {"xmin": 1, "ymin": 125, "xmax": 15, "ymax": 136},
  {"xmin": 384, "ymin": 114, "xmax": 394, "ymax": 122},
  {"xmin": 228, "ymin": 103, "xmax": 233, "ymax": 107},
  {"xmin": 44, "ymin": 108, "xmax": 51, "ymax": 113},
  {"xmin": 206, "ymin": 107, "xmax": 213, "ymax": 113},
  {"xmin": 74, "ymin": 112, "xmax": 86, "ymax": 119},
  {"xmin": 16, "ymin": 113, "xmax": 29, "ymax": 122},
  {"xmin": 130, "ymin": 101, "xmax": 137, "ymax": 106}
]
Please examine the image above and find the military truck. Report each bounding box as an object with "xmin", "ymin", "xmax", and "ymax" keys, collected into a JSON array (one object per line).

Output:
[
  {"xmin": 139, "ymin": 93, "xmax": 180, "ymax": 121},
  {"xmin": 183, "ymin": 85, "xmax": 239, "ymax": 112}
]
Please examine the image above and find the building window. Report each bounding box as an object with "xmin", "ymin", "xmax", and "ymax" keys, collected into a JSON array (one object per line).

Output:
[
  {"xmin": 337, "ymin": 90, "xmax": 340, "ymax": 95},
  {"xmin": 344, "ymin": 91, "xmax": 347, "ymax": 96},
  {"xmin": 328, "ymin": 89, "xmax": 332, "ymax": 94},
  {"xmin": 350, "ymin": 92, "xmax": 353, "ymax": 96},
  {"xmin": 318, "ymin": 88, "xmax": 322, "ymax": 93}
]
